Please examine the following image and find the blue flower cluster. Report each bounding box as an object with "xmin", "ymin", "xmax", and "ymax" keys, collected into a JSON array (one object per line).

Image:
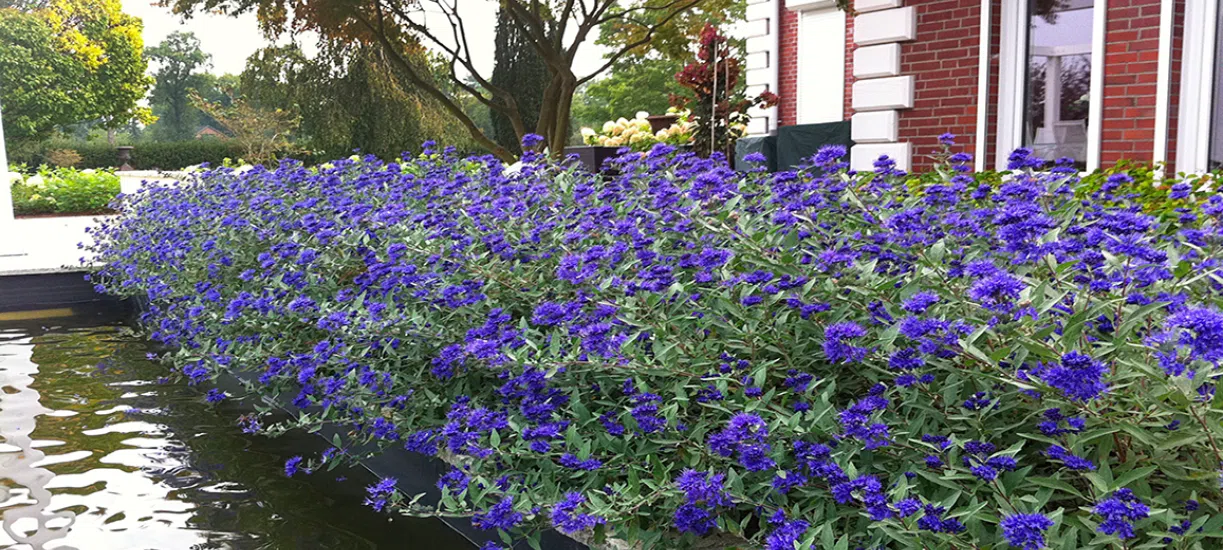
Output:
[
  {"xmin": 1000, "ymin": 512, "xmax": 1054, "ymax": 550},
  {"xmin": 88, "ymin": 134, "xmax": 1223, "ymax": 548},
  {"xmin": 1093, "ymin": 489, "xmax": 1150, "ymax": 540}
]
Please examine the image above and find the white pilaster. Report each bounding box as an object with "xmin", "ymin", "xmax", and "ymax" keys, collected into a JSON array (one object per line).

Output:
[
  {"xmin": 853, "ymin": 44, "xmax": 902, "ymax": 79},
  {"xmin": 745, "ymin": 0, "xmax": 781, "ymax": 135},
  {"xmin": 848, "ymin": 3, "xmax": 914, "ymax": 171}
]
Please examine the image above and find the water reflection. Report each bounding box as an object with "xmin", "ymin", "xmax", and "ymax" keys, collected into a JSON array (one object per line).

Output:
[
  {"xmin": 0, "ymin": 334, "xmax": 75, "ymax": 550},
  {"xmin": 0, "ymin": 318, "xmax": 472, "ymax": 549}
]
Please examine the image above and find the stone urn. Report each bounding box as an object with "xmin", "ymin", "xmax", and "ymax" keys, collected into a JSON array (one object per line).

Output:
[
  {"xmin": 646, "ymin": 114, "xmax": 680, "ymax": 133},
  {"xmin": 116, "ymin": 146, "xmax": 135, "ymax": 171}
]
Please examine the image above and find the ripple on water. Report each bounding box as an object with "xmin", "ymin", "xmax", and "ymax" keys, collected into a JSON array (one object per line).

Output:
[{"xmin": 0, "ymin": 322, "xmax": 473, "ymax": 550}]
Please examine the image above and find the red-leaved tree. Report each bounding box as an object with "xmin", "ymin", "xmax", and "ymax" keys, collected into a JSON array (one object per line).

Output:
[{"xmin": 671, "ymin": 24, "xmax": 777, "ymax": 158}]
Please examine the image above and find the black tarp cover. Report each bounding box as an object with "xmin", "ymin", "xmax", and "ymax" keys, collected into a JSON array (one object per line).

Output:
[
  {"xmin": 776, "ymin": 121, "xmax": 853, "ymax": 170},
  {"xmin": 734, "ymin": 135, "xmax": 779, "ymax": 172}
]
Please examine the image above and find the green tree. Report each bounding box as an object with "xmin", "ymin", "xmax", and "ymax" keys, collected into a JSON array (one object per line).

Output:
[
  {"xmin": 191, "ymin": 90, "xmax": 298, "ymax": 164},
  {"xmin": 572, "ymin": 0, "xmax": 745, "ymax": 131},
  {"xmin": 572, "ymin": 57, "xmax": 686, "ymax": 129},
  {"xmin": 193, "ymin": 72, "xmax": 242, "ymax": 131},
  {"xmin": 162, "ymin": 0, "xmax": 710, "ymax": 161},
  {"xmin": 240, "ymin": 43, "xmax": 477, "ymax": 160},
  {"xmin": 0, "ymin": 0, "xmax": 153, "ymax": 143},
  {"xmin": 596, "ymin": 0, "xmax": 744, "ymax": 64},
  {"xmin": 489, "ymin": 8, "xmax": 550, "ymax": 154},
  {"xmin": 145, "ymin": 31, "xmax": 211, "ymax": 140}
]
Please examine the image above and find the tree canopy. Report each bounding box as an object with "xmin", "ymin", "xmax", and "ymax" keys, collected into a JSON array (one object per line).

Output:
[
  {"xmin": 0, "ymin": 0, "xmax": 153, "ymax": 142},
  {"xmin": 159, "ymin": 0, "xmax": 709, "ymax": 160},
  {"xmin": 572, "ymin": 56, "xmax": 685, "ymax": 129},
  {"xmin": 595, "ymin": 0, "xmax": 742, "ymax": 64},
  {"xmin": 240, "ymin": 42, "xmax": 478, "ymax": 159},
  {"xmin": 146, "ymin": 31, "xmax": 214, "ymax": 140},
  {"xmin": 490, "ymin": 8, "xmax": 550, "ymax": 155}
]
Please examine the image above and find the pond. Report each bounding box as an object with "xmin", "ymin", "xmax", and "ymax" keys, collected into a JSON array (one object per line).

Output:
[{"xmin": 0, "ymin": 308, "xmax": 474, "ymax": 550}]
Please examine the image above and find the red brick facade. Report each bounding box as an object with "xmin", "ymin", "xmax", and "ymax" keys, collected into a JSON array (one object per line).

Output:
[
  {"xmin": 776, "ymin": 0, "xmax": 1177, "ymax": 171},
  {"xmin": 778, "ymin": 7, "xmax": 799, "ymax": 127},
  {"xmin": 897, "ymin": 0, "xmax": 999, "ymax": 170},
  {"xmin": 1100, "ymin": 0, "xmax": 1165, "ymax": 165}
]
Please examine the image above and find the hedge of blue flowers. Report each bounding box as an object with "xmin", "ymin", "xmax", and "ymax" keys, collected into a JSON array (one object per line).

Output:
[{"xmin": 88, "ymin": 136, "xmax": 1223, "ymax": 549}]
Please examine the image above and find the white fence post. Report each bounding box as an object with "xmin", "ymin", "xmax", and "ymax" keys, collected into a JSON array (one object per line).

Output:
[
  {"xmin": 0, "ymin": 102, "xmax": 25, "ymax": 257},
  {"xmin": 0, "ymin": 102, "xmax": 12, "ymax": 225}
]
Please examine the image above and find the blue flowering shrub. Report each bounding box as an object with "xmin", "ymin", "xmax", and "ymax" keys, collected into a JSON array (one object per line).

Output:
[{"xmin": 88, "ymin": 137, "xmax": 1223, "ymax": 550}]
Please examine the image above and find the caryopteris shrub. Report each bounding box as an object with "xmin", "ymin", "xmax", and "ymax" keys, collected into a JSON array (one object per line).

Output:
[{"xmin": 89, "ymin": 136, "xmax": 1223, "ymax": 549}]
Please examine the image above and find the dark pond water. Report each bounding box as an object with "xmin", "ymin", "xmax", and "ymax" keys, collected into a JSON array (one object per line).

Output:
[{"xmin": 0, "ymin": 310, "xmax": 473, "ymax": 550}]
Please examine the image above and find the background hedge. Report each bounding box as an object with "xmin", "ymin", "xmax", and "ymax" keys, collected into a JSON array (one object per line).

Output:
[{"xmin": 9, "ymin": 140, "xmax": 315, "ymax": 170}]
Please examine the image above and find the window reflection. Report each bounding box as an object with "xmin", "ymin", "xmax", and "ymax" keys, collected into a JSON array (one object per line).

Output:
[{"xmin": 1025, "ymin": 0, "xmax": 1093, "ymax": 165}]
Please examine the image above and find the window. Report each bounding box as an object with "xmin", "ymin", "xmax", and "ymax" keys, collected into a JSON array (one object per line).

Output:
[
  {"xmin": 796, "ymin": 7, "xmax": 846, "ymax": 125},
  {"xmin": 1024, "ymin": 0, "xmax": 1094, "ymax": 166},
  {"xmin": 1176, "ymin": 0, "xmax": 1218, "ymax": 172},
  {"xmin": 997, "ymin": 0, "xmax": 1102, "ymax": 169}
]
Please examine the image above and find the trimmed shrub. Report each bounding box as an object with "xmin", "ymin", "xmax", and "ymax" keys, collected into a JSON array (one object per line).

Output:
[
  {"xmin": 10, "ymin": 181, "xmax": 57, "ymax": 215},
  {"xmin": 45, "ymin": 148, "xmax": 83, "ymax": 167},
  {"xmin": 89, "ymin": 141, "xmax": 1223, "ymax": 550},
  {"xmin": 13, "ymin": 168, "xmax": 120, "ymax": 215}
]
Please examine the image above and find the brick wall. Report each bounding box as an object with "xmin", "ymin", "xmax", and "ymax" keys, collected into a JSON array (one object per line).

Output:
[
  {"xmin": 779, "ymin": 6, "xmax": 799, "ymax": 126},
  {"xmin": 895, "ymin": 0, "xmax": 991, "ymax": 171},
  {"xmin": 1099, "ymin": 0, "xmax": 1164, "ymax": 165},
  {"xmin": 777, "ymin": 0, "xmax": 1172, "ymax": 170}
]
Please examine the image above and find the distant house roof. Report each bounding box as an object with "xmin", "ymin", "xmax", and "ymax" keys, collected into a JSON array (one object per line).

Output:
[{"xmin": 194, "ymin": 125, "xmax": 228, "ymax": 140}]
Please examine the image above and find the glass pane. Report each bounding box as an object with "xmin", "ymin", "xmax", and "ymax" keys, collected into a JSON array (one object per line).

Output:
[
  {"xmin": 1211, "ymin": 3, "xmax": 1223, "ymax": 170},
  {"xmin": 1025, "ymin": 0, "xmax": 1094, "ymax": 165}
]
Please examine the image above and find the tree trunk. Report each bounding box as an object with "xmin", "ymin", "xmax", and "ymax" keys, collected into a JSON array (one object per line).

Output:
[
  {"xmin": 535, "ymin": 77, "xmax": 561, "ymax": 146},
  {"xmin": 535, "ymin": 73, "xmax": 576, "ymax": 158},
  {"xmin": 548, "ymin": 78, "xmax": 576, "ymax": 157}
]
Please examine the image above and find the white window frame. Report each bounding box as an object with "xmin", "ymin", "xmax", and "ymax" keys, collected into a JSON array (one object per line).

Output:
[
  {"xmin": 1176, "ymin": 0, "xmax": 1220, "ymax": 173},
  {"xmin": 794, "ymin": 4, "xmax": 846, "ymax": 125},
  {"xmin": 996, "ymin": 0, "xmax": 1107, "ymax": 170}
]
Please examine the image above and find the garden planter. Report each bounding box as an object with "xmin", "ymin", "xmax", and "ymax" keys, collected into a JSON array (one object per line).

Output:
[
  {"xmin": 563, "ymin": 146, "xmax": 622, "ymax": 174},
  {"xmin": 98, "ymin": 145, "xmax": 1223, "ymax": 550},
  {"xmin": 645, "ymin": 115, "xmax": 679, "ymax": 133},
  {"xmin": 116, "ymin": 146, "xmax": 135, "ymax": 171}
]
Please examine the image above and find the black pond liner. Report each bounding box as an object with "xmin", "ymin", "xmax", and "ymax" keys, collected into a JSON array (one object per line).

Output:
[
  {"xmin": 0, "ymin": 271, "xmax": 130, "ymax": 313},
  {"xmin": 211, "ymin": 371, "xmax": 590, "ymax": 550}
]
